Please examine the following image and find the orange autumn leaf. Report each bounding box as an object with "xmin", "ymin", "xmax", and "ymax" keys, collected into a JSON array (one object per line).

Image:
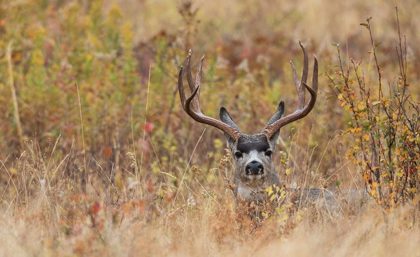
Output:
[
  {"xmin": 103, "ymin": 146, "xmax": 112, "ymax": 158},
  {"xmin": 89, "ymin": 202, "xmax": 101, "ymax": 216}
]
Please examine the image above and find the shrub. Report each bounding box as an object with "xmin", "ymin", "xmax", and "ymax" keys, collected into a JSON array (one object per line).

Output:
[{"xmin": 328, "ymin": 8, "xmax": 420, "ymax": 208}]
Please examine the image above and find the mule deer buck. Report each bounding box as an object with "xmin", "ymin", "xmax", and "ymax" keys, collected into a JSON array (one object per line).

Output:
[{"xmin": 178, "ymin": 43, "xmax": 366, "ymax": 211}]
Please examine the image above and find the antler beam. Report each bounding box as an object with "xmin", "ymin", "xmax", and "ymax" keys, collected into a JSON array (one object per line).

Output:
[{"xmin": 178, "ymin": 50, "xmax": 241, "ymax": 141}]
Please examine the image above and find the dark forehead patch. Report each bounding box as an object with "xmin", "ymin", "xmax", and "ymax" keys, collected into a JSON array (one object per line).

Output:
[{"xmin": 237, "ymin": 141, "xmax": 270, "ymax": 154}]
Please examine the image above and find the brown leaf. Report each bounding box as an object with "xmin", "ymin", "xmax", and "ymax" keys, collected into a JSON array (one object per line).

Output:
[{"xmin": 165, "ymin": 192, "xmax": 175, "ymax": 202}]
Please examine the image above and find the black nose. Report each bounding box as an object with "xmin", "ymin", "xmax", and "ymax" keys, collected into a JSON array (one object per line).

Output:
[{"xmin": 246, "ymin": 161, "xmax": 264, "ymax": 175}]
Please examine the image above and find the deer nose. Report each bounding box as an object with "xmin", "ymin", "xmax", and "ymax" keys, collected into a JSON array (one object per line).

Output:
[{"xmin": 246, "ymin": 161, "xmax": 264, "ymax": 175}]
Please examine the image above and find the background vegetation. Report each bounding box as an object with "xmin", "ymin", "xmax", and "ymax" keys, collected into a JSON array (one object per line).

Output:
[{"xmin": 1, "ymin": 0, "xmax": 420, "ymax": 256}]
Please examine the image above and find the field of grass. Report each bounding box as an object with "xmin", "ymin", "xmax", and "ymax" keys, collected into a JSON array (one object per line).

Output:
[{"xmin": 1, "ymin": 0, "xmax": 420, "ymax": 256}]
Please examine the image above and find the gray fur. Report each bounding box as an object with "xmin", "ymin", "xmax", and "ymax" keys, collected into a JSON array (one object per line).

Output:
[
  {"xmin": 290, "ymin": 188, "xmax": 368, "ymax": 208},
  {"xmin": 226, "ymin": 133, "xmax": 281, "ymax": 203}
]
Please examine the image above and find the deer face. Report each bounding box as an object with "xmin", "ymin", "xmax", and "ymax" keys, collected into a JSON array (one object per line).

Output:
[
  {"xmin": 230, "ymin": 134, "xmax": 274, "ymax": 188},
  {"xmin": 178, "ymin": 42, "xmax": 318, "ymax": 203},
  {"xmin": 219, "ymin": 107, "xmax": 283, "ymax": 194}
]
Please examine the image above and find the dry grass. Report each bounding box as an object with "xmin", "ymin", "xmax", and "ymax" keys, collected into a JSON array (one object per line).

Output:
[{"xmin": 1, "ymin": 177, "xmax": 420, "ymax": 256}]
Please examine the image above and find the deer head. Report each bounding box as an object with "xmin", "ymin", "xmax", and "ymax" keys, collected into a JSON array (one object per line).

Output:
[{"xmin": 178, "ymin": 42, "xmax": 318, "ymax": 203}]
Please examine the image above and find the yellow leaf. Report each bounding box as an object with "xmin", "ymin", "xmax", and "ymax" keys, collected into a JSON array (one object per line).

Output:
[
  {"xmin": 266, "ymin": 186, "xmax": 273, "ymax": 196},
  {"xmin": 270, "ymin": 195, "xmax": 277, "ymax": 202},
  {"xmin": 394, "ymin": 149, "xmax": 400, "ymax": 156},
  {"xmin": 338, "ymin": 94, "xmax": 343, "ymax": 100},
  {"xmin": 32, "ymin": 49, "xmax": 44, "ymax": 66},
  {"xmin": 363, "ymin": 134, "xmax": 370, "ymax": 141},
  {"xmin": 358, "ymin": 101, "xmax": 366, "ymax": 110},
  {"xmin": 285, "ymin": 168, "xmax": 291, "ymax": 176},
  {"xmin": 87, "ymin": 32, "xmax": 103, "ymax": 49},
  {"xmin": 213, "ymin": 138, "xmax": 223, "ymax": 148},
  {"xmin": 10, "ymin": 167, "xmax": 17, "ymax": 174}
]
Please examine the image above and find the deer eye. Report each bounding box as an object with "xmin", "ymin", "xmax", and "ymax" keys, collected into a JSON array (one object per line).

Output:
[
  {"xmin": 234, "ymin": 151, "xmax": 243, "ymax": 159},
  {"xmin": 265, "ymin": 150, "xmax": 272, "ymax": 157}
]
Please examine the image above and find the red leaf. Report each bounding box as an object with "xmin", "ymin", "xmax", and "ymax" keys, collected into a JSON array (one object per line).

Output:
[{"xmin": 144, "ymin": 122, "xmax": 154, "ymax": 133}]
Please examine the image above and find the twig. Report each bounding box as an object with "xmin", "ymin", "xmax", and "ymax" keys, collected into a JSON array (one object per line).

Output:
[
  {"xmin": 76, "ymin": 83, "xmax": 87, "ymax": 193},
  {"xmin": 139, "ymin": 62, "xmax": 152, "ymax": 177},
  {"xmin": 6, "ymin": 41, "xmax": 23, "ymax": 149},
  {"xmin": 174, "ymin": 128, "xmax": 206, "ymax": 201}
]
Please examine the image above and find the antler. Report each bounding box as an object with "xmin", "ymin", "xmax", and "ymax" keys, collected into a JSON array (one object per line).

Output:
[
  {"xmin": 178, "ymin": 50, "xmax": 241, "ymax": 141},
  {"xmin": 262, "ymin": 42, "xmax": 318, "ymax": 139}
]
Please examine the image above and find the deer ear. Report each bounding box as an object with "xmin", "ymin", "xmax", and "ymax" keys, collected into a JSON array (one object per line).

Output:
[
  {"xmin": 220, "ymin": 107, "xmax": 240, "ymax": 147},
  {"xmin": 264, "ymin": 101, "xmax": 285, "ymax": 144}
]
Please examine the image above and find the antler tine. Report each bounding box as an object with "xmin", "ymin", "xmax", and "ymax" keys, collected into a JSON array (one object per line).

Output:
[
  {"xmin": 291, "ymin": 41, "xmax": 309, "ymax": 110},
  {"xmin": 192, "ymin": 55, "xmax": 204, "ymax": 113},
  {"xmin": 185, "ymin": 50, "xmax": 194, "ymax": 91},
  {"xmin": 184, "ymin": 50, "xmax": 206, "ymax": 113},
  {"xmin": 262, "ymin": 49, "xmax": 318, "ymax": 139},
  {"xmin": 178, "ymin": 66, "xmax": 187, "ymax": 109},
  {"xmin": 184, "ymin": 82, "xmax": 201, "ymax": 117},
  {"xmin": 312, "ymin": 55, "xmax": 318, "ymax": 95},
  {"xmin": 178, "ymin": 52, "xmax": 241, "ymax": 141},
  {"xmin": 290, "ymin": 61, "xmax": 305, "ymax": 109},
  {"xmin": 185, "ymin": 50, "xmax": 199, "ymax": 112},
  {"xmin": 299, "ymin": 41, "xmax": 309, "ymax": 109},
  {"xmin": 299, "ymin": 41, "xmax": 309, "ymax": 85}
]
